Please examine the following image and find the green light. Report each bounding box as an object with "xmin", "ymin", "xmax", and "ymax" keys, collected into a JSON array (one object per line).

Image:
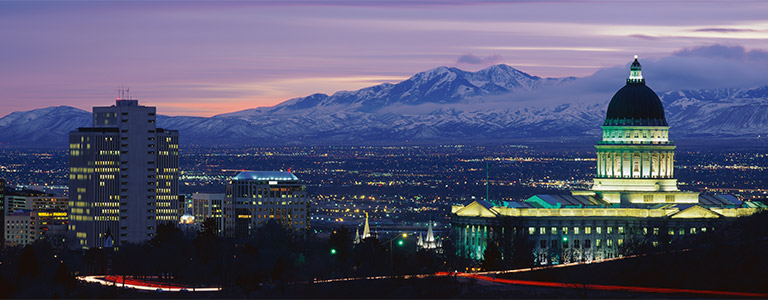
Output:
[
  {"xmin": 562, "ymin": 236, "xmax": 568, "ymax": 242},
  {"xmin": 397, "ymin": 240, "xmax": 404, "ymax": 246},
  {"xmin": 330, "ymin": 248, "xmax": 337, "ymax": 255}
]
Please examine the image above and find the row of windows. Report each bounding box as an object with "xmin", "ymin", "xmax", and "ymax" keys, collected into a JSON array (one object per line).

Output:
[
  {"xmin": 528, "ymin": 226, "xmax": 709, "ymax": 236},
  {"xmin": 539, "ymin": 238, "xmax": 622, "ymax": 249},
  {"xmin": 529, "ymin": 226, "xmax": 625, "ymax": 235}
]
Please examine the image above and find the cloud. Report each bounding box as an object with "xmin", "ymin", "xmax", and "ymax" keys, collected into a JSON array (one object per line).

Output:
[
  {"xmin": 627, "ymin": 34, "xmax": 660, "ymax": 40},
  {"xmin": 447, "ymin": 44, "xmax": 768, "ymax": 112},
  {"xmin": 692, "ymin": 28, "xmax": 757, "ymax": 33},
  {"xmin": 457, "ymin": 53, "xmax": 504, "ymax": 65},
  {"xmin": 672, "ymin": 44, "xmax": 768, "ymax": 62}
]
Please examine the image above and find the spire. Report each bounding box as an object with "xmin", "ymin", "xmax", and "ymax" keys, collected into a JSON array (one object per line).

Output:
[
  {"xmin": 627, "ymin": 55, "xmax": 645, "ymax": 84},
  {"xmin": 362, "ymin": 212, "xmax": 370, "ymax": 239},
  {"xmin": 426, "ymin": 221, "xmax": 435, "ymax": 243},
  {"xmin": 354, "ymin": 227, "xmax": 361, "ymax": 244}
]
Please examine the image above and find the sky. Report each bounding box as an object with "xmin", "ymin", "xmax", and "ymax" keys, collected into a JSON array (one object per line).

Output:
[{"xmin": 1, "ymin": 0, "xmax": 767, "ymax": 117}]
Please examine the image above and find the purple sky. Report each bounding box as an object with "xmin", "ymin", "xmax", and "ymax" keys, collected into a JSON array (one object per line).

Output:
[{"xmin": 1, "ymin": 1, "xmax": 767, "ymax": 117}]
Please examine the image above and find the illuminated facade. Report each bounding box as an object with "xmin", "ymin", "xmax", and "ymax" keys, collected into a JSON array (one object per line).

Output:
[
  {"xmin": 224, "ymin": 171, "xmax": 310, "ymax": 239},
  {"xmin": 69, "ymin": 98, "xmax": 179, "ymax": 249},
  {"xmin": 1, "ymin": 188, "xmax": 68, "ymax": 247},
  {"xmin": 5, "ymin": 210, "xmax": 68, "ymax": 247},
  {"xmin": 192, "ymin": 192, "xmax": 225, "ymax": 235},
  {"xmin": 451, "ymin": 57, "xmax": 764, "ymax": 264}
]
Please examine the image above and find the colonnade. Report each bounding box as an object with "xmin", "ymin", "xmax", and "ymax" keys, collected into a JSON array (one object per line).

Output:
[{"xmin": 596, "ymin": 150, "xmax": 674, "ymax": 179}]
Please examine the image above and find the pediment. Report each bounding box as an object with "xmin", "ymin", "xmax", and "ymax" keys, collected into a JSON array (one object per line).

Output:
[
  {"xmin": 670, "ymin": 205, "xmax": 721, "ymax": 219},
  {"xmin": 454, "ymin": 201, "xmax": 498, "ymax": 218}
]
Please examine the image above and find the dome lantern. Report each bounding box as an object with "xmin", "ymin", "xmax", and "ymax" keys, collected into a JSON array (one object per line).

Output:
[
  {"xmin": 604, "ymin": 56, "xmax": 667, "ymax": 126},
  {"xmin": 627, "ymin": 55, "xmax": 644, "ymax": 84}
]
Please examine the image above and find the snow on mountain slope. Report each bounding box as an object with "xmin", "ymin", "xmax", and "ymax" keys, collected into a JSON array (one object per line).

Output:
[{"xmin": 1, "ymin": 64, "xmax": 767, "ymax": 147}]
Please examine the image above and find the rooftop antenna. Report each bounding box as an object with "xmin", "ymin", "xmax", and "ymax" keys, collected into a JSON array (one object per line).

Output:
[{"xmin": 117, "ymin": 86, "xmax": 130, "ymax": 100}]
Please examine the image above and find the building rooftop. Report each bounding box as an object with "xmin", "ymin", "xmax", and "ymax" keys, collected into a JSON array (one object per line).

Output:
[{"xmin": 233, "ymin": 171, "xmax": 299, "ymax": 181}]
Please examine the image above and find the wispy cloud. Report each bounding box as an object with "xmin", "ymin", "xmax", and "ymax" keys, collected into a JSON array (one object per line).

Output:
[
  {"xmin": 692, "ymin": 27, "xmax": 758, "ymax": 33},
  {"xmin": 456, "ymin": 54, "xmax": 504, "ymax": 65},
  {"xmin": 472, "ymin": 46, "xmax": 621, "ymax": 52},
  {"xmin": 627, "ymin": 34, "xmax": 660, "ymax": 40}
]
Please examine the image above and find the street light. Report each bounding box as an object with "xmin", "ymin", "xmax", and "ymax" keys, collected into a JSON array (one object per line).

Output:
[{"xmin": 386, "ymin": 233, "xmax": 409, "ymax": 273}]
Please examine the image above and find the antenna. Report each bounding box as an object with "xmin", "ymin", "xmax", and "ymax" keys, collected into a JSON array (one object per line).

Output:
[{"xmin": 117, "ymin": 86, "xmax": 130, "ymax": 100}]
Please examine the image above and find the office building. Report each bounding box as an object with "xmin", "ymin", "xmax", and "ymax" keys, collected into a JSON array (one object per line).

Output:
[
  {"xmin": 69, "ymin": 96, "xmax": 179, "ymax": 249},
  {"xmin": 224, "ymin": 171, "xmax": 309, "ymax": 238},
  {"xmin": 1, "ymin": 186, "xmax": 67, "ymax": 247},
  {"xmin": 192, "ymin": 192, "xmax": 225, "ymax": 235},
  {"xmin": 5, "ymin": 210, "xmax": 68, "ymax": 247}
]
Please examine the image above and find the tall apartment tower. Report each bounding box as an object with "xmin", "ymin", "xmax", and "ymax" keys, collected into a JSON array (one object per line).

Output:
[{"xmin": 69, "ymin": 97, "xmax": 179, "ymax": 249}]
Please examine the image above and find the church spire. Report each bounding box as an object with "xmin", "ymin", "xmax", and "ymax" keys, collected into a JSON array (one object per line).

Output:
[
  {"xmin": 627, "ymin": 55, "xmax": 645, "ymax": 84},
  {"xmin": 362, "ymin": 212, "xmax": 370, "ymax": 239}
]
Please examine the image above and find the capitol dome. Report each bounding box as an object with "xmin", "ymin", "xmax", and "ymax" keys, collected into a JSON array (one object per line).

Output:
[{"xmin": 603, "ymin": 56, "xmax": 668, "ymax": 126}]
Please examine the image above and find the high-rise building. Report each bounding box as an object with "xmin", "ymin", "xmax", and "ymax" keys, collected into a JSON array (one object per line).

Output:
[
  {"xmin": 451, "ymin": 57, "xmax": 765, "ymax": 264},
  {"xmin": 192, "ymin": 192, "xmax": 225, "ymax": 235},
  {"xmin": 69, "ymin": 97, "xmax": 179, "ymax": 249},
  {"xmin": 223, "ymin": 171, "xmax": 309, "ymax": 239}
]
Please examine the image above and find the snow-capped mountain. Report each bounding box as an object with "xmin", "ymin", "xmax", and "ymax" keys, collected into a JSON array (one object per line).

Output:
[
  {"xmin": 0, "ymin": 106, "xmax": 91, "ymax": 147},
  {"xmin": 1, "ymin": 64, "xmax": 767, "ymax": 147}
]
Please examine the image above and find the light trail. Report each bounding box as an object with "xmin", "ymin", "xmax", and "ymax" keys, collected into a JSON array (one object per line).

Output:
[
  {"xmin": 445, "ymin": 272, "xmax": 768, "ymax": 298},
  {"xmin": 77, "ymin": 275, "xmax": 222, "ymax": 292}
]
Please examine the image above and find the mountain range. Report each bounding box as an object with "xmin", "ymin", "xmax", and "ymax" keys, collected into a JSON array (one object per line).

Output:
[{"xmin": 1, "ymin": 64, "xmax": 767, "ymax": 147}]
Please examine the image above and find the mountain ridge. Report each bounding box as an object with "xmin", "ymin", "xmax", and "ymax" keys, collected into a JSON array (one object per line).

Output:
[{"xmin": 1, "ymin": 64, "xmax": 767, "ymax": 147}]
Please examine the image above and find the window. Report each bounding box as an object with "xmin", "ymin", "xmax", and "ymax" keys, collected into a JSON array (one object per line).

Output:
[
  {"xmin": 585, "ymin": 227, "xmax": 592, "ymax": 234},
  {"xmin": 653, "ymin": 227, "xmax": 659, "ymax": 235},
  {"xmin": 574, "ymin": 240, "xmax": 580, "ymax": 248},
  {"xmin": 618, "ymin": 226, "xmax": 625, "ymax": 234},
  {"xmin": 540, "ymin": 240, "xmax": 547, "ymax": 248},
  {"xmin": 607, "ymin": 227, "xmax": 613, "ymax": 234},
  {"xmin": 540, "ymin": 227, "xmax": 546, "ymax": 234},
  {"xmin": 596, "ymin": 227, "xmax": 602, "ymax": 234},
  {"xmin": 551, "ymin": 227, "xmax": 557, "ymax": 235},
  {"xmin": 562, "ymin": 227, "xmax": 568, "ymax": 234},
  {"xmin": 606, "ymin": 239, "xmax": 613, "ymax": 248},
  {"xmin": 551, "ymin": 240, "xmax": 558, "ymax": 248},
  {"xmin": 529, "ymin": 227, "xmax": 536, "ymax": 235},
  {"xmin": 690, "ymin": 227, "xmax": 697, "ymax": 234},
  {"xmin": 596, "ymin": 239, "xmax": 601, "ymax": 248},
  {"xmin": 574, "ymin": 227, "xmax": 580, "ymax": 235}
]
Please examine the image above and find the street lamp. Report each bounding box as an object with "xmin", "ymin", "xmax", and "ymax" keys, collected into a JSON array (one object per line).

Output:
[{"xmin": 386, "ymin": 233, "xmax": 408, "ymax": 273}]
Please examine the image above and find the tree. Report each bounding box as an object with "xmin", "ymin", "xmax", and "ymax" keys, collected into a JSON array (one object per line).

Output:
[
  {"xmin": 481, "ymin": 242, "xmax": 503, "ymax": 271},
  {"xmin": 199, "ymin": 217, "xmax": 220, "ymax": 238}
]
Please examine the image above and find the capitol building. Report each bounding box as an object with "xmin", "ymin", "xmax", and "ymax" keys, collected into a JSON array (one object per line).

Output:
[{"xmin": 451, "ymin": 57, "xmax": 764, "ymax": 264}]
